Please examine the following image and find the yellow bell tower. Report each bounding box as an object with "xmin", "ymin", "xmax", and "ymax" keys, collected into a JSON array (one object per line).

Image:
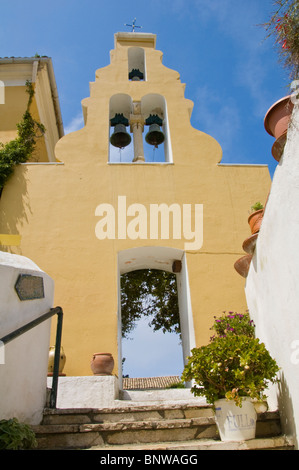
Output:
[{"xmin": 0, "ymin": 32, "xmax": 271, "ymax": 383}]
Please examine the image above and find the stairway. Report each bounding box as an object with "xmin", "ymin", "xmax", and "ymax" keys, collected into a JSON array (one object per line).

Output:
[{"xmin": 31, "ymin": 390, "xmax": 294, "ymax": 450}]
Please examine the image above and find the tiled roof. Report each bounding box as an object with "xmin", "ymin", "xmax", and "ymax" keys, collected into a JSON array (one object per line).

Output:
[{"xmin": 123, "ymin": 376, "xmax": 180, "ymax": 390}]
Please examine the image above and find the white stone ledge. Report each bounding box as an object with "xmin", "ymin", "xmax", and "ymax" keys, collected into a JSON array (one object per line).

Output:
[
  {"xmin": 218, "ymin": 163, "xmax": 268, "ymax": 167},
  {"xmin": 47, "ymin": 376, "xmax": 119, "ymax": 408}
]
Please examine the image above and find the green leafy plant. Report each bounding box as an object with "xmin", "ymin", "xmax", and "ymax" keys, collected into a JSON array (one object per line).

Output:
[
  {"xmin": 182, "ymin": 312, "xmax": 280, "ymax": 407},
  {"xmin": 0, "ymin": 80, "xmax": 45, "ymax": 191},
  {"xmin": 263, "ymin": 0, "xmax": 299, "ymax": 80},
  {"xmin": 0, "ymin": 417, "xmax": 37, "ymax": 450},
  {"xmin": 250, "ymin": 202, "xmax": 264, "ymax": 213}
]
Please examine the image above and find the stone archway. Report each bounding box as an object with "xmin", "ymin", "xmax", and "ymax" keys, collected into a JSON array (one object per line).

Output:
[{"xmin": 117, "ymin": 246, "xmax": 196, "ymax": 389}]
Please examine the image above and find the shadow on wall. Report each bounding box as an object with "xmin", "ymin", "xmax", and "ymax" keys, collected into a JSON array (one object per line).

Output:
[
  {"xmin": 278, "ymin": 372, "xmax": 298, "ymax": 449},
  {"xmin": 0, "ymin": 165, "xmax": 30, "ymax": 254}
]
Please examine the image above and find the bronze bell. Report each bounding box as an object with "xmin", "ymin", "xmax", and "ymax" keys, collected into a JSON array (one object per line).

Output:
[
  {"xmin": 110, "ymin": 124, "xmax": 132, "ymax": 148},
  {"xmin": 145, "ymin": 123, "xmax": 165, "ymax": 147}
]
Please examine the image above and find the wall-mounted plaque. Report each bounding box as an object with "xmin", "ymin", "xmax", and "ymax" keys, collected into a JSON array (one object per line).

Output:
[{"xmin": 15, "ymin": 274, "xmax": 45, "ymax": 301}]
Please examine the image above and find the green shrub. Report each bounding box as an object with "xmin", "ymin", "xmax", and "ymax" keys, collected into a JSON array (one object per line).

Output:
[{"xmin": 0, "ymin": 417, "xmax": 37, "ymax": 450}]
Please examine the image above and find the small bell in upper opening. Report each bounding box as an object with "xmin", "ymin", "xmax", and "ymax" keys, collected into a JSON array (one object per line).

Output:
[
  {"xmin": 145, "ymin": 114, "xmax": 165, "ymax": 148},
  {"xmin": 129, "ymin": 68, "xmax": 144, "ymax": 81},
  {"xmin": 110, "ymin": 114, "xmax": 132, "ymax": 148}
]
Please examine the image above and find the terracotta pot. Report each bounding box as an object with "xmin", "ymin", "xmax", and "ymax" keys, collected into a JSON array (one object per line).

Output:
[
  {"xmin": 234, "ymin": 255, "xmax": 252, "ymax": 278},
  {"xmin": 48, "ymin": 346, "xmax": 66, "ymax": 376},
  {"xmin": 271, "ymin": 131, "xmax": 288, "ymax": 162},
  {"xmin": 91, "ymin": 352, "xmax": 114, "ymax": 376},
  {"xmin": 264, "ymin": 96, "xmax": 293, "ymax": 139},
  {"xmin": 242, "ymin": 233, "xmax": 258, "ymax": 255},
  {"xmin": 248, "ymin": 209, "xmax": 264, "ymax": 234},
  {"xmin": 264, "ymin": 96, "xmax": 294, "ymax": 161}
]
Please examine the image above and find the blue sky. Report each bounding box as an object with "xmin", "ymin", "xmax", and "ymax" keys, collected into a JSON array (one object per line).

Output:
[
  {"xmin": 1, "ymin": 0, "xmax": 291, "ymax": 378},
  {"xmin": 1, "ymin": 0, "xmax": 289, "ymax": 175}
]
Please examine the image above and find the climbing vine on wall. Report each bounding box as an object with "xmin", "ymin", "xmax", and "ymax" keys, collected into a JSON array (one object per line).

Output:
[{"xmin": 0, "ymin": 80, "xmax": 45, "ymax": 191}]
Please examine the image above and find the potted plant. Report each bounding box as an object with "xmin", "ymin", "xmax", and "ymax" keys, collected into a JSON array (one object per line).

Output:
[
  {"xmin": 182, "ymin": 312, "xmax": 280, "ymax": 442},
  {"xmin": 248, "ymin": 202, "xmax": 264, "ymax": 235},
  {"xmin": 234, "ymin": 203, "xmax": 265, "ymax": 276},
  {"xmin": 241, "ymin": 202, "xmax": 265, "ymax": 256}
]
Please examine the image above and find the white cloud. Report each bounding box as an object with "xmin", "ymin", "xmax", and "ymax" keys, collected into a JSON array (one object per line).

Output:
[{"xmin": 64, "ymin": 113, "xmax": 84, "ymax": 134}]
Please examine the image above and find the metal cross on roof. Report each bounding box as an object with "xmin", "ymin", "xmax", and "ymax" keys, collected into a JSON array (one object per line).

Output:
[{"xmin": 125, "ymin": 18, "xmax": 142, "ymax": 32}]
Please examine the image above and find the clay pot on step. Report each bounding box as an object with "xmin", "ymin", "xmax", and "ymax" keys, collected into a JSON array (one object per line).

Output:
[
  {"xmin": 48, "ymin": 346, "xmax": 66, "ymax": 376},
  {"xmin": 248, "ymin": 209, "xmax": 264, "ymax": 235},
  {"xmin": 264, "ymin": 96, "xmax": 294, "ymax": 161},
  {"xmin": 242, "ymin": 233, "xmax": 258, "ymax": 255},
  {"xmin": 234, "ymin": 255, "xmax": 252, "ymax": 278},
  {"xmin": 91, "ymin": 352, "xmax": 114, "ymax": 376}
]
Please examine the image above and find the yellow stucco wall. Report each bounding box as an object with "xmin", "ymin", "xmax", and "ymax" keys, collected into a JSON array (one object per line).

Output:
[{"xmin": 0, "ymin": 34, "xmax": 271, "ymax": 377}]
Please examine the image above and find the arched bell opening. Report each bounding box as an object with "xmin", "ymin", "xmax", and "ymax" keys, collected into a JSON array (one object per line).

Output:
[
  {"xmin": 128, "ymin": 47, "xmax": 146, "ymax": 81},
  {"xmin": 109, "ymin": 94, "xmax": 134, "ymax": 162},
  {"xmin": 108, "ymin": 94, "xmax": 173, "ymax": 164},
  {"xmin": 141, "ymin": 94, "xmax": 173, "ymax": 163}
]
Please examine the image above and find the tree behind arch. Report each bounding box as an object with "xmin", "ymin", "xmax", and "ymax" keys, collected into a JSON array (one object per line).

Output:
[{"xmin": 120, "ymin": 269, "xmax": 180, "ymax": 339}]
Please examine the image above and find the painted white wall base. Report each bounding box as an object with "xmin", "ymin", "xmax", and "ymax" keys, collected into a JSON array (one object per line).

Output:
[
  {"xmin": 121, "ymin": 388, "xmax": 208, "ymax": 405},
  {"xmin": 0, "ymin": 252, "xmax": 54, "ymax": 425},
  {"xmin": 47, "ymin": 376, "xmax": 119, "ymax": 408}
]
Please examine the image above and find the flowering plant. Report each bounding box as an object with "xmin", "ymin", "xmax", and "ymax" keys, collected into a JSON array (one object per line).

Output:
[
  {"xmin": 264, "ymin": 1, "xmax": 299, "ymax": 80},
  {"xmin": 210, "ymin": 311, "xmax": 255, "ymax": 340},
  {"xmin": 182, "ymin": 312, "xmax": 280, "ymax": 406}
]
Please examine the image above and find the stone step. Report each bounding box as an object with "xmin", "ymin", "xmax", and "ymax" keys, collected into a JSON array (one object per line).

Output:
[
  {"xmin": 41, "ymin": 403, "xmax": 214, "ymax": 425},
  {"xmin": 87, "ymin": 435, "xmax": 294, "ymax": 451},
  {"xmin": 32, "ymin": 403, "xmax": 286, "ymax": 450}
]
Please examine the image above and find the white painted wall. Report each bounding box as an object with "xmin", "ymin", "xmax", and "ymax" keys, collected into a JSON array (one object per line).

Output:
[
  {"xmin": 245, "ymin": 104, "xmax": 299, "ymax": 448},
  {"xmin": 0, "ymin": 252, "xmax": 54, "ymax": 424}
]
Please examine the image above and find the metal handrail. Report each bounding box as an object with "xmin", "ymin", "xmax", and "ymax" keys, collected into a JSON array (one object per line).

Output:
[{"xmin": 0, "ymin": 306, "xmax": 63, "ymax": 409}]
